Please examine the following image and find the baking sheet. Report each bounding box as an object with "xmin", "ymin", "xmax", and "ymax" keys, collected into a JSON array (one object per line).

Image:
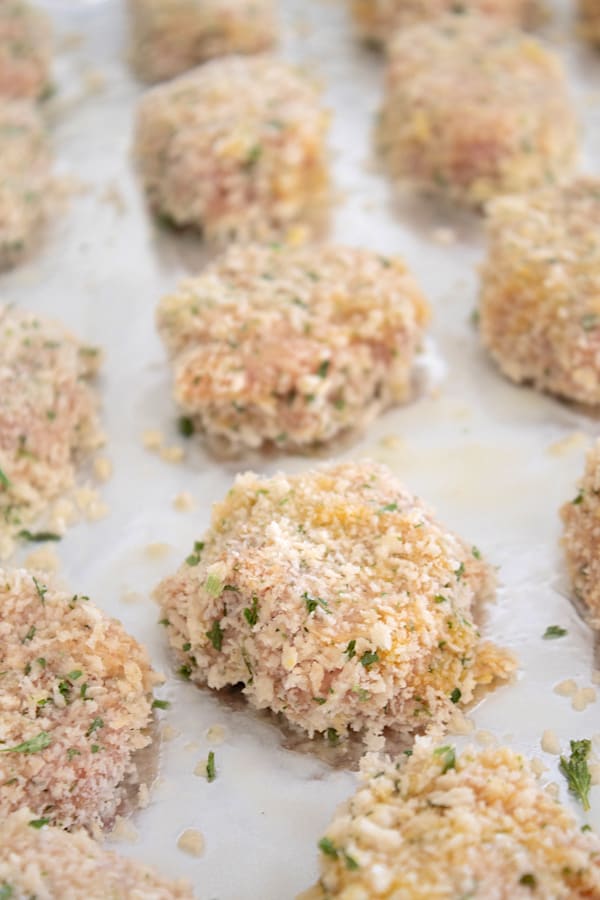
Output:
[{"xmin": 5, "ymin": 0, "xmax": 600, "ymax": 896}]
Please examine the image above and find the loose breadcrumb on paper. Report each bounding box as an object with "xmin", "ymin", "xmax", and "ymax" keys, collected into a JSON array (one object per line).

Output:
[
  {"xmin": 541, "ymin": 729, "xmax": 561, "ymax": 755},
  {"xmin": 0, "ymin": 567, "xmax": 160, "ymax": 830},
  {"xmin": 301, "ymin": 740, "xmax": 600, "ymax": 899},
  {"xmin": 177, "ymin": 828, "xmax": 204, "ymax": 858},
  {"xmin": 0, "ymin": 808, "xmax": 193, "ymax": 899},
  {"xmin": 155, "ymin": 460, "xmax": 515, "ymax": 742},
  {"xmin": 156, "ymin": 243, "xmax": 430, "ymax": 452}
]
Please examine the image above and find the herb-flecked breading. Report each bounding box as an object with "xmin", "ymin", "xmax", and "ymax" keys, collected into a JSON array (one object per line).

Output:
[
  {"xmin": 0, "ymin": 808, "xmax": 194, "ymax": 899},
  {"xmin": 377, "ymin": 13, "xmax": 577, "ymax": 208},
  {"xmin": 300, "ymin": 741, "xmax": 600, "ymax": 899},
  {"xmin": 0, "ymin": 305, "xmax": 104, "ymax": 556},
  {"xmin": 480, "ymin": 179, "xmax": 600, "ymax": 406},
  {"xmin": 128, "ymin": 0, "xmax": 276, "ymax": 83},
  {"xmin": 0, "ymin": 100, "xmax": 52, "ymax": 270},
  {"xmin": 0, "ymin": 567, "xmax": 161, "ymax": 830},
  {"xmin": 349, "ymin": 0, "xmax": 543, "ymax": 46},
  {"xmin": 0, "ymin": 1, "xmax": 52, "ymax": 102},
  {"xmin": 156, "ymin": 243, "xmax": 430, "ymax": 452},
  {"xmin": 134, "ymin": 55, "xmax": 330, "ymax": 243},
  {"xmin": 561, "ymin": 440, "xmax": 600, "ymax": 622},
  {"xmin": 155, "ymin": 460, "xmax": 516, "ymax": 742}
]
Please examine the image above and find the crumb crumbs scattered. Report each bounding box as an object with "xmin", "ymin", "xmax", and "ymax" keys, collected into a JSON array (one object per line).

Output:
[
  {"xmin": 541, "ymin": 729, "xmax": 561, "ymax": 755},
  {"xmin": 24, "ymin": 547, "xmax": 59, "ymax": 572},
  {"xmin": 173, "ymin": 491, "xmax": 195, "ymax": 512},
  {"xmin": 545, "ymin": 781, "xmax": 560, "ymax": 799},
  {"xmin": 162, "ymin": 724, "xmax": 179, "ymax": 742},
  {"xmin": 572, "ymin": 687, "xmax": 597, "ymax": 712},
  {"xmin": 143, "ymin": 429, "xmax": 164, "ymax": 450},
  {"xmin": 183, "ymin": 741, "xmax": 200, "ymax": 753},
  {"xmin": 379, "ymin": 434, "xmax": 402, "ymax": 450},
  {"xmin": 93, "ymin": 456, "xmax": 113, "ymax": 482},
  {"xmin": 108, "ymin": 816, "xmax": 139, "ymax": 844},
  {"xmin": 431, "ymin": 227, "xmax": 456, "ymax": 246},
  {"xmin": 121, "ymin": 589, "xmax": 143, "ymax": 605},
  {"xmin": 206, "ymin": 724, "xmax": 226, "ymax": 745},
  {"xmin": 145, "ymin": 542, "xmax": 172, "ymax": 559},
  {"xmin": 530, "ymin": 757, "xmax": 547, "ymax": 776},
  {"xmin": 547, "ymin": 431, "xmax": 587, "ymax": 457},
  {"xmin": 447, "ymin": 710, "xmax": 475, "ymax": 735},
  {"xmin": 160, "ymin": 446, "xmax": 185, "ymax": 464},
  {"xmin": 177, "ymin": 828, "xmax": 204, "ymax": 857},
  {"xmin": 137, "ymin": 783, "xmax": 150, "ymax": 809},
  {"xmin": 193, "ymin": 759, "xmax": 209, "ymax": 778},
  {"xmin": 475, "ymin": 730, "xmax": 495, "ymax": 746},
  {"xmin": 554, "ymin": 679, "xmax": 577, "ymax": 697}
]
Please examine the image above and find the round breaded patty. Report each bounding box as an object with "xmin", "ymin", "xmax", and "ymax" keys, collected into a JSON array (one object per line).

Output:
[
  {"xmin": 156, "ymin": 244, "xmax": 430, "ymax": 452},
  {"xmin": 349, "ymin": 0, "xmax": 541, "ymax": 46},
  {"xmin": 0, "ymin": 808, "xmax": 193, "ymax": 900},
  {"xmin": 301, "ymin": 741, "xmax": 600, "ymax": 899},
  {"xmin": 0, "ymin": 1, "xmax": 51, "ymax": 102},
  {"xmin": 377, "ymin": 13, "xmax": 577, "ymax": 208},
  {"xmin": 129, "ymin": 0, "xmax": 277, "ymax": 83},
  {"xmin": 0, "ymin": 567, "xmax": 161, "ymax": 829},
  {"xmin": 155, "ymin": 461, "xmax": 516, "ymax": 742},
  {"xmin": 0, "ymin": 100, "xmax": 51, "ymax": 270},
  {"xmin": 480, "ymin": 178, "xmax": 600, "ymax": 405},
  {"xmin": 134, "ymin": 56, "xmax": 330, "ymax": 243},
  {"xmin": 578, "ymin": 0, "xmax": 600, "ymax": 46},
  {"xmin": 0, "ymin": 305, "xmax": 103, "ymax": 551},
  {"xmin": 561, "ymin": 440, "xmax": 600, "ymax": 622}
]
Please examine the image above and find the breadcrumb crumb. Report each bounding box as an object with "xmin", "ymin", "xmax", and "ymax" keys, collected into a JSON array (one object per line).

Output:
[{"xmin": 561, "ymin": 440, "xmax": 600, "ymax": 620}]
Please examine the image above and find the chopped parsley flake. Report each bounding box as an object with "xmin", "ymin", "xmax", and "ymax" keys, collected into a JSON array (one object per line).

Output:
[
  {"xmin": 379, "ymin": 503, "xmax": 398, "ymax": 513},
  {"xmin": 519, "ymin": 874, "xmax": 537, "ymax": 888},
  {"xmin": 0, "ymin": 885, "xmax": 13, "ymax": 899},
  {"xmin": 1, "ymin": 731, "xmax": 51, "ymax": 754},
  {"xmin": 206, "ymin": 750, "xmax": 216, "ymax": 782},
  {"xmin": 543, "ymin": 625, "xmax": 567, "ymax": 640},
  {"xmin": 302, "ymin": 591, "xmax": 330, "ymax": 614},
  {"xmin": 22, "ymin": 625, "xmax": 35, "ymax": 643},
  {"xmin": 178, "ymin": 664, "xmax": 192, "ymax": 680},
  {"xmin": 471, "ymin": 546, "xmax": 481, "ymax": 559},
  {"xmin": 17, "ymin": 529, "xmax": 61, "ymax": 542},
  {"xmin": 243, "ymin": 596, "xmax": 260, "ymax": 626},
  {"xmin": 318, "ymin": 837, "xmax": 359, "ymax": 871},
  {"xmin": 152, "ymin": 699, "xmax": 170, "ymax": 710},
  {"xmin": 185, "ymin": 541, "xmax": 204, "ymax": 566},
  {"xmin": 67, "ymin": 748, "xmax": 80, "ymax": 760},
  {"xmin": 344, "ymin": 639, "xmax": 356, "ymax": 659},
  {"xmin": 0, "ymin": 468, "xmax": 10, "ymax": 489},
  {"xmin": 86, "ymin": 717, "xmax": 104, "ymax": 737},
  {"xmin": 205, "ymin": 573, "xmax": 224, "ymax": 597},
  {"xmin": 433, "ymin": 745, "xmax": 456, "ymax": 773},
  {"xmin": 559, "ymin": 739, "xmax": 592, "ymax": 811},
  {"xmin": 206, "ymin": 620, "xmax": 224, "ymax": 651},
  {"xmin": 28, "ymin": 817, "xmax": 50, "ymax": 829},
  {"xmin": 317, "ymin": 360, "xmax": 330, "ymax": 378},
  {"xmin": 454, "ymin": 562, "xmax": 465, "ymax": 580},
  {"xmin": 450, "ymin": 687, "xmax": 462, "ymax": 704},
  {"xmin": 178, "ymin": 416, "xmax": 195, "ymax": 437},
  {"xmin": 360, "ymin": 650, "xmax": 379, "ymax": 668},
  {"xmin": 572, "ymin": 490, "xmax": 584, "ymax": 505},
  {"xmin": 326, "ymin": 728, "xmax": 339, "ymax": 746},
  {"xmin": 32, "ymin": 576, "xmax": 47, "ymax": 604}
]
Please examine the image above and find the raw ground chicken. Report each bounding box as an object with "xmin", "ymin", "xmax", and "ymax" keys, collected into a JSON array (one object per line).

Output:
[
  {"xmin": 377, "ymin": 12, "xmax": 577, "ymax": 209},
  {"xmin": 0, "ymin": 305, "xmax": 104, "ymax": 552},
  {"xmin": 0, "ymin": 808, "xmax": 193, "ymax": 900},
  {"xmin": 0, "ymin": 567, "xmax": 161, "ymax": 829},
  {"xmin": 155, "ymin": 461, "xmax": 516, "ymax": 743},
  {"xmin": 0, "ymin": 0, "xmax": 52, "ymax": 101},
  {"xmin": 299, "ymin": 740, "xmax": 600, "ymax": 900},
  {"xmin": 128, "ymin": 0, "xmax": 277, "ymax": 83},
  {"xmin": 0, "ymin": 99, "xmax": 52, "ymax": 270},
  {"xmin": 578, "ymin": 0, "xmax": 600, "ymax": 46},
  {"xmin": 134, "ymin": 55, "xmax": 330, "ymax": 243},
  {"xmin": 349, "ymin": 0, "xmax": 542, "ymax": 46},
  {"xmin": 561, "ymin": 440, "xmax": 600, "ymax": 623},
  {"xmin": 156, "ymin": 243, "xmax": 430, "ymax": 452},
  {"xmin": 479, "ymin": 178, "xmax": 600, "ymax": 405}
]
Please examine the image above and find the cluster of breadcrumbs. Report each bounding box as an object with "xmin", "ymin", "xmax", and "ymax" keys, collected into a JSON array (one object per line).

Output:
[
  {"xmin": 0, "ymin": 567, "xmax": 160, "ymax": 829},
  {"xmin": 0, "ymin": 0, "xmax": 52, "ymax": 101},
  {"xmin": 480, "ymin": 178, "xmax": 600, "ymax": 405},
  {"xmin": 300, "ymin": 741, "xmax": 600, "ymax": 899},
  {"xmin": 578, "ymin": 0, "xmax": 600, "ymax": 45},
  {"xmin": 156, "ymin": 244, "xmax": 430, "ymax": 452},
  {"xmin": 128, "ymin": 0, "xmax": 276, "ymax": 82},
  {"xmin": 561, "ymin": 440, "xmax": 600, "ymax": 623},
  {"xmin": 0, "ymin": 305, "xmax": 104, "ymax": 551},
  {"xmin": 0, "ymin": 100, "xmax": 51, "ymax": 270},
  {"xmin": 156, "ymin": 461, "xmax": 516, "ymax": 741},
  {"xmin": 377, "ymin": 13, "xmax": 577, "ymax": 208},
  {"xmin": 0, "ymin": 808, "xmax": 193, "ymax": 899},
  {"xmin": 349, "ymin": 0, "xmax": 542, "ymax": 46},
  {"xmin": 134, "ymin": 55, "xmax": 330, "ymax": 242}
]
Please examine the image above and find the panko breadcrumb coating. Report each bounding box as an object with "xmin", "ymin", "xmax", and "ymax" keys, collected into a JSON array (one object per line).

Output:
[
  {"xmin": 300, "ymin": 741, "xmax": 600, "ymax": 899},
  {"xmin": 0, "ymin": 808, "xmax": 194, "ymax": 900},
  {"xmin": 578, "ymin": 0, "xmax": 600, "ymax": 46},
  {"xmin": 156, "ymin": 244, "xmax": 430, "ymax": 452},
  {"xmin": 480, "ymin": 178, "xmax": 600, "ymax": 405},
  {"xmin": 155, "ymin": 461, "xmax": 516, "ymax": 742},
  {"xmin": 0, "ymin": 100, "xmax": 51, "ymax": 269},
  {"xmin": 377, "ymin": 13, "xmax": 577, "ymax": 209},
  {"xmin": 0, "ymin": 567, "xmax": 161, "ymax": 829},
  {"xmin": 561, "ymin": 440, "xmax": 600, "ymax": 623},
  {"xmin": 0, "ymin": 306, "xmax": 103, "ymax": 552},
  {"xmin": 349, "ymin": 0, "xmax": 542, "ymax": 46},
  {"xmin": 129, "ymin": 0, "xmax": 277, "ymax": 83},
  {"xmin": 0, "ymin": 1, "xmax": 52, "ymax": 102},
  {"xmin": 134, "ymin": 56, "xmax": 330, "ymax": 243}
]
